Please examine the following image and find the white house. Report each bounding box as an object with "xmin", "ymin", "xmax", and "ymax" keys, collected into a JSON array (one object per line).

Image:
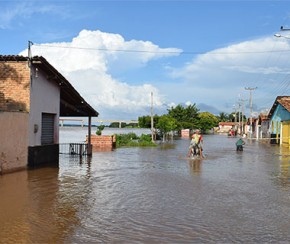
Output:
[{"xmin": 0, "ymin": 55, "xmax": 98, "ymax": 174}]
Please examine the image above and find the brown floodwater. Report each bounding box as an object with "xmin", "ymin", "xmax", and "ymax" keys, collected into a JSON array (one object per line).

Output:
[{"xmin": 1, "ymin": 133, "xmax": 290, "ymax": 243}]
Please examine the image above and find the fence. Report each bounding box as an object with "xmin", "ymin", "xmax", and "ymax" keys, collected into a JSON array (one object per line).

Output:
[{"xmin": 59, "ymin": 143, "xmax": 88, "ymax": 156}]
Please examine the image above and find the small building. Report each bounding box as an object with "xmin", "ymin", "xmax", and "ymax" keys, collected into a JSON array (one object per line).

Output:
[
  {"xmin": 0, "ymin": 55, "xmax": 98, "ymax": 174},
  {"xmin": 218, "ymin": 122, "xmax": 236, "ymax": 133},
  {"xmin": 268, "ymin": 96, "xmax": 290, "ymax": 145},
  {"xmin": 181, "ymin": 129, "xmax": 190, "ymax": 138},
  {"xmin": 255, "ymin": 113, "xmax": 270, "ymax": 140}
]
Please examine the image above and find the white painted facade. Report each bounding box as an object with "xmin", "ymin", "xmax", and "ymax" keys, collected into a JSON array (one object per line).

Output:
[{"xmin": 29, "ymin": 70, "xmax": 60, "ymax": 146}]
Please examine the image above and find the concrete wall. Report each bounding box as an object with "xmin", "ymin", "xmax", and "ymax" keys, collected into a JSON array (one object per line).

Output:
[
  {"xmin": 29, "ymin": 66, "xmax": 60, "ymax": 146},
  {"xmin": 0, "ymin": 112, "xmax": 29, "ymax": 173}
]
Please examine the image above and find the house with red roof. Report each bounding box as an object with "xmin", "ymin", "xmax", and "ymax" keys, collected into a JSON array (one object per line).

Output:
[{"xmin": 268, "ymin": 96, "xmax": 290, "ymax": 145}]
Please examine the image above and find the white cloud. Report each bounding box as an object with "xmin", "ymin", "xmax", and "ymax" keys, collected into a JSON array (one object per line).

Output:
[
  {"xmin": 20, "ymin": 29, "xmax": 181, "ymax": 119},
  {"xmin": 20, "ymin": 29, "xmax": 290, "ymax": 118},
  {"xmin": 168, "ymin": 36, "xmax": 290, "ymax": 115}
]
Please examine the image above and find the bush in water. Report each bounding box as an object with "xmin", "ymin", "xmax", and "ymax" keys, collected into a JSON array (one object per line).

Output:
[{"xmin": 115, "ymin": 133, "xmax": 156, "ymax": 147}]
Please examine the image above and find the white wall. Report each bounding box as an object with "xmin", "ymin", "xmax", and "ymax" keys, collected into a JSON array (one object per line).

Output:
[{"xmin": 29, "ymin": 67, "xmax": 60, "ymax": 146}]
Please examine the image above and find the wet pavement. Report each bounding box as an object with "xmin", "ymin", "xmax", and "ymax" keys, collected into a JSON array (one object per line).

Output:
[{"xmin": 1, "ymin": 133, "xmax": 290, "ymax": 243}]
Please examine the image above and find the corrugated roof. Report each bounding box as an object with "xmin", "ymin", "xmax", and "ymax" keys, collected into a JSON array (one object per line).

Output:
[{"xmin": 0, "ymin": 55, "xmax": 99, "ymax": 117}]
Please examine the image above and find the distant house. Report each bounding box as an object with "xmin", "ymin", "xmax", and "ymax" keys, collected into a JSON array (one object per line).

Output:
[
  {"xmin": 218, "ymin": 122, "xmax": 236, "ymax": 133},
  {"xmin": 0, "ymin": 55, "xmax": 98, "ymax": 174},
  {"xmin": 268, "ymin": 96, "xmax": 290, "ymax": 145},
  {"xmin": 256, "ymin": 113, "xmax": 270, "ymax": 140}
]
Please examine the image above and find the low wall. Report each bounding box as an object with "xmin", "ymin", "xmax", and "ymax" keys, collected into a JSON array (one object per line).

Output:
[
  {"xmin": 0, "ymin": 112, "xmax": 29, "ymax": 174},
  {"xmin": 87, "ymin": 135, "xmax": 116, "ymax": 150},
  {"xmin": 28, "ymin": 144, "xmax": 59, "ymax": 168}
]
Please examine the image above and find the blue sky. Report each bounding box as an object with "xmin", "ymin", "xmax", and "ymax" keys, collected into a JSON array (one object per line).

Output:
[{"xmin": 2, "ymin": 0, "xmax": 290, "ymax": 120}]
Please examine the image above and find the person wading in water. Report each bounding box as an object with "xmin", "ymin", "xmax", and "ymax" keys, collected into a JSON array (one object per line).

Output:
[
  {"xmin": 236, "ymin": 137, "xmax": 245, "ymax": 151},
  {"xmin": 187, "ymin": 129, "xmax": 204, "ymax": 158}
]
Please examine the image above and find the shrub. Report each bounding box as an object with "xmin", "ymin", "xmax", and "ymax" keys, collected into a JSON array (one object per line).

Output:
[
  {"xmin": 139, "ymin": 134, "xmax": 152, "ymax": 142},
  {"xmin": 115, "ymin": 133, "xmax": 156, "ymax": 147},
  {"xmin": 96, "ymin": 125, "xmax": 105, "ymax": 135}
]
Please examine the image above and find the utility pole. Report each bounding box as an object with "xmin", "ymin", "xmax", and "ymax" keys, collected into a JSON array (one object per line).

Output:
[
  {"xmin": 238, "ymin": 102, "xmax": 241, "ymax": 135},
  {"xmin": 239, "ymin": 97, "xmax": 246, "ymax": 135},
  {"xmin": 233, "ymin": 104, "xmax": 237, "ymax": 131},
  {"xmin": 245, "ymin": 87, "xmax": 257, "ymax": 138},
  {"xmin": 151, "ymin": 92, "xmax": 154, "ymax": 142}
]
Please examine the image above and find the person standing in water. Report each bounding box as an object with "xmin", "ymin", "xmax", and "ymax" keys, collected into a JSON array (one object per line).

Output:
[
  {"xmin": 236, "ymin": 137, "xmax": 245, "ymax": 151},
  {"xmin": 187, "ymin": 129, "xmax": 204, "ymax": 158}
]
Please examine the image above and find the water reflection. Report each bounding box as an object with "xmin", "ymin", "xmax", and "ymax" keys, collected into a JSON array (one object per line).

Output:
[
  {"xmin": 275, "ymin": 145, "xmax": 290, "ymax": 188},
  {"xmin": 1, "ymin": 134, "xmax": 290, "ymax": 243},
  {"xmin": 188, "ymin": 159, "xmax": 202, "ymax": 175},
  {"xmin": 0, "ymin": 170, "xmax": 31, "ymax": 243}
]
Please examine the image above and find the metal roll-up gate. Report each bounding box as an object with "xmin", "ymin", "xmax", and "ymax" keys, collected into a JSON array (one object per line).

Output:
[{"xmin": 41, "ymin": 113, "xmax": 55, "ymax": 145}]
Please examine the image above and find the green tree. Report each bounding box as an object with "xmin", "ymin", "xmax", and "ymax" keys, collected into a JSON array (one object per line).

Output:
[
  {"xmin": 229, "ymin": 112, "xmax": 237, "ymax": 122},
  {"xmin": 96, "ymin": 125, "xmax": 105, "ymax": 135},
  {"xmin": 155, "ymin": 115, "xmax": 177, "ymax": 141},
  {"xmin": 109, "ymin": 122, "xmax": 127, "ymax": 128},
  {"xmin": 109, "ymin": 122, "xmax": 120, "ymax": 128},
  {"xmin": 138, "ymin": 115, "xmax": 151, "ymax": 128},
  {"xmin": 167, "ymin": 104, "xmax": 199, "ymax": 130},
  {"xmin": 217, "ymin": 112, "xmax": 229, "ymax": 122},
  {"xmin": 196, "ymin": 112, "xmax": 219, "ymax": 132},
  {"xmin": 138, "ymin": 115, "xmax": 159, "ymax": 128}
]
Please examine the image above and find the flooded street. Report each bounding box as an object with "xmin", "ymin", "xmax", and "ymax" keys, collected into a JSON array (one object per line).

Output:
[{"xmin": 1, "ymin": 131, "xmax": 290, "ymax": 243}]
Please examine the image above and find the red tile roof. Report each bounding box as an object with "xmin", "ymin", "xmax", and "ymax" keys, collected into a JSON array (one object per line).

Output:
[{"xmin": 268, "ymin": 96, "xmax": 290, "ymax": 118}]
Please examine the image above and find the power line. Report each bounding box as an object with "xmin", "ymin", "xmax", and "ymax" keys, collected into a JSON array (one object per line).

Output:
[{"xmin": 32, "ymin": 43, "xmax": 290, "ymax": 55}]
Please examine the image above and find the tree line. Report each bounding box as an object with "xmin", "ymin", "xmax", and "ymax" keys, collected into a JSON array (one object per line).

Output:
[
  {"xmin": 107, "ymin": 104, "xmax": 246, "ymax": 139},
  {"xmin": 138, "ymin": 104, "xmax": 246, "ymax": 135}
]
